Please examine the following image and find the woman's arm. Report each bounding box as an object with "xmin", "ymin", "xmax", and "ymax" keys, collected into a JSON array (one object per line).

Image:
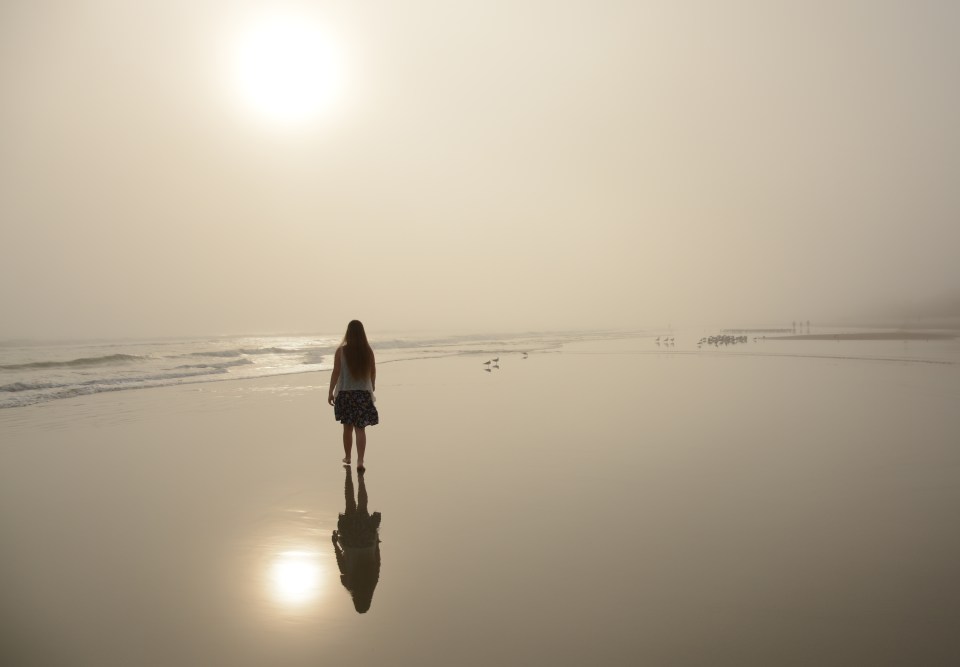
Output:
[
  {"xmin": 370, "ymin": 351, "xmax": 376, "ymax": 392},
  {"xmin": 328, "ymin": 348, "xmax": 342, "ymax": 406}
]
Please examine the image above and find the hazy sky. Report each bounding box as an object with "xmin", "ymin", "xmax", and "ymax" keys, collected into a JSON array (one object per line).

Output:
[{"xmin": 2, "ymin": 0, "xmax": 958, "ymax": 339}]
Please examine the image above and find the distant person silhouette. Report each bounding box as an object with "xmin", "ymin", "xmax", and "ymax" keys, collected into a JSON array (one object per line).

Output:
[
  {"xmin": 332, "ymin": 465, "xmax": 382, "ymax": 613},
  {"xmin": 328, "ymin": 320, "xmax": 379, "ymax": 471}
]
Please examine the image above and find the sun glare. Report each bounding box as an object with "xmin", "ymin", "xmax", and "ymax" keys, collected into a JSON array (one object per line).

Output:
[
  {"xmin": 229, "ymin": 13, "xmax": 343, "ymax": 125},
  {"xmin": 270, "ymin": 551, "xmax": 324, "ymax": 605}
]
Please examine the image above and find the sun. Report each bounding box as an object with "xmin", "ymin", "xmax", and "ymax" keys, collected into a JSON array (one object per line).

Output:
[{"xmin": 229, "ymin": 12, "xmax": 343, "ymax": 125}]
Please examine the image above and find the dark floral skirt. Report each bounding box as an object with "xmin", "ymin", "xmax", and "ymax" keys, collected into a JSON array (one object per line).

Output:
[{"xmin": 334, "ymin": 390, "xmax": 379, "ymax": 427}]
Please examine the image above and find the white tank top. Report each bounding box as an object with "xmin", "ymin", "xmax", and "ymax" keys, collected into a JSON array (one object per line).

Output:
[{"xmin": 336, "ymin": 348, "xmax": 374, "ymax": 393}]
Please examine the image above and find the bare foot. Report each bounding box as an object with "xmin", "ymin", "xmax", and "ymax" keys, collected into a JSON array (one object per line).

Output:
[
  {"xmin": 342, "ymin": 457, "xmax": 351, "ymax": 464},
  {"xmin": 357, "ymin": 463, "xmax": 366, "ymax": 474}
]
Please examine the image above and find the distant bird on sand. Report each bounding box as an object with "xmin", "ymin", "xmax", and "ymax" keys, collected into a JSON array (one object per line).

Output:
[
  {"xmin": 483, "ymin": 360, "xmax": 492, "ymax": 366},
  {"xmin": 492, "ymin": 357, "xmax": 499, "ymax": 363},
  {"xmin": 484, "ymin": 367, "xmax": 492, "ymax": 372}
]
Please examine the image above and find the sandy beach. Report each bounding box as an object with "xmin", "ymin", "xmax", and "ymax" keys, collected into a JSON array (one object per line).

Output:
[{"xmin": 2, "ymin": 333, "xmax": 959, "ymax": 666}]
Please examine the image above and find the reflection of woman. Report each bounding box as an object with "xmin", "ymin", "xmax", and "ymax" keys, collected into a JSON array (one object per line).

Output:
[{"xmin": 332, "ymin": 466, "xmax": 381, "ymax": 613}]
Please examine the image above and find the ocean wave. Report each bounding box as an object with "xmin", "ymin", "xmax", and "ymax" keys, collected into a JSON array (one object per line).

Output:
[
  {"xmin": 1, "ymin": 380, "xmax": 70, "ymax": 393},
  {"xmin": 300, "ymin": 350, "xmax": 326, "ymax": 365},
  {"xmin": 0, "ymin": 353, "xmax": 146, "ymax": 371},
  {"xmin": 1, "ymin": 366, "xmax": 230, "ymax": 395},
  {"xmin": 1, "ymin": 382, "xmax": 157, "ymax": 409},
  {"xmin": 173, "ymin": 359, "xmax": 254, "ymax": 370},
  {"xmin": 84, "ymin": 368, "xmax": 229, "ymax": 386},
  {"xmin": 183, "ymin": 350, "xmax": 243, "ymax": 358},
  {"xmin": 181, "ymin": 346, "xmax": 303, "ymax": 359},
  {"xmin": 0, "ymin": 367, "xmax": 232, "ymax": 408}
]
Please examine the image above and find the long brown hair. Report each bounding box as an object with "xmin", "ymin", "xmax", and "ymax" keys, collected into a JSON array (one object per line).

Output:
[{"xmin": 341, "ymin": 320, "xmax": 374, "ymax": 379}]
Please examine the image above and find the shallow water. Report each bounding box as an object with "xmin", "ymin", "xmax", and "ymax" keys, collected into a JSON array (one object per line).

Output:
[{"xmin": 1, "ymin": 333, "xmax": 959, "ymax": 665}]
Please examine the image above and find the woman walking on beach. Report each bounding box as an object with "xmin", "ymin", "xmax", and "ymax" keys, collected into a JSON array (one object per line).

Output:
[{"xmin": 328, "ymin": 320, "xmax": 379, "ymax": 471}]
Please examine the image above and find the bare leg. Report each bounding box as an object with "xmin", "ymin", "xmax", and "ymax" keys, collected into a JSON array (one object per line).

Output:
[
  {"xmin": 356, "ymin": 427, "xmax": 367, "ymax": 470},
  {"xmin": 342, "ymin": 423, "xmax": 353, "ymax": 463}
]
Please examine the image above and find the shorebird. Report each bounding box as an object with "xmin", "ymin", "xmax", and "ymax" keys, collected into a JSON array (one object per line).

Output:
[
  {"xmin": 492, "ymin": 357, "xmax": 499, "ymax": 363},
  {"xmin": 483, "ymin": 360, "xmax": 491, "ymax": 366}
]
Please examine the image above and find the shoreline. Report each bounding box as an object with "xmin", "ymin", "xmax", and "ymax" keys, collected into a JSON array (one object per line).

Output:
[
  {"xmin": 4, "ymin": 327, "xmax": 959, "ymax": 412},
  {"xmin": 767, "ymin": 331, "xmax": 957, "ymax": 341}
]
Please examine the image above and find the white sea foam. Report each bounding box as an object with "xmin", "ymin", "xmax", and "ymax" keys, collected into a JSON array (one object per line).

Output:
[
  {"xmin": 0, "ymin": 353, "xmax": 146, "ymax": 371},
  {"xmin": 173, "ymin": 359, "xmax": 255, "ymax": 370}
]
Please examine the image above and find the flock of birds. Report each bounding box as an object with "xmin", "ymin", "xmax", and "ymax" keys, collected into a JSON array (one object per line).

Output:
[
  {"xmin": 697, "ymin": 334, "xmax": 750, "ymax": 348},
  {"xmin": 482, "ymin": 352, "xmax": 528, "ymax": 371},
  {"xmin": 653, "ymin": 334, "xmax": 754, "ymax": 349}
]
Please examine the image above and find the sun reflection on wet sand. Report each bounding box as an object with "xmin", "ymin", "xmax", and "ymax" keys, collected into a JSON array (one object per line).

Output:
[{"xmin": 268, "ymin": 550, "xmax": 326, "ymax": 607}]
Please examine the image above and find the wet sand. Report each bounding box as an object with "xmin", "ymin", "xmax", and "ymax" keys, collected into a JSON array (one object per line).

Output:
[{"xmin": 2, "ymin": 335, "xmax": 959, "ymax": 666}]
